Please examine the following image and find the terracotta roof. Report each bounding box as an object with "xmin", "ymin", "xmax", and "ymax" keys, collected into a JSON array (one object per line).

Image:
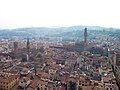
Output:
[
  {"xmin": 102, "ymin": 76, "xmax": 109, "ymax": 83},
  {"xmin": 66, "ymin": 77, "xmax": 78, "ymax": 82},
  {"xmin": 26, "ymin": 87, "xmax": 34, "ymax": 90},
  {"xmin": 37, "ymin": 72, "xmax": 50, "ymax": 79},
  {"xmin": 0, "ymin": 74, "xmax": 19, "ymax": 83},
  {"xmin": 29, "ymin": 79, "xmax": 39, "ymax": 89},
  {"xmin": 20, "ymin": 77, "xmax": 30, "ymax": 82},
  {"xmin": 39, "ymin": 80, "xmax": 48, "ymax": 85}
]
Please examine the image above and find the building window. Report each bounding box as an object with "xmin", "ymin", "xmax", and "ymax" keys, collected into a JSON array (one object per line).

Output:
[{"xmin": 110, "ymin": 88, "xmax": 113, "ymax": 90}]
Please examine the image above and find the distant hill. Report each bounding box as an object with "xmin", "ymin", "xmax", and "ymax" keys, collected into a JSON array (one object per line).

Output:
[{"xmin": 0, "ymin": 25, "xmax": 119, "ymax": 38}]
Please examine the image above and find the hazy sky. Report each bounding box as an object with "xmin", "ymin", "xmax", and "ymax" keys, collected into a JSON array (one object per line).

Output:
[{"xmin": 0, "ymin": 0, "xmax": 120, "ymax": 29}]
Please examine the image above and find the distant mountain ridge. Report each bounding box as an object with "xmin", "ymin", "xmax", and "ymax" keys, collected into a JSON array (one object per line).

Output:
[{"xmin": 0, "ymin": 25, "xmax": 119, "ymax": 38}]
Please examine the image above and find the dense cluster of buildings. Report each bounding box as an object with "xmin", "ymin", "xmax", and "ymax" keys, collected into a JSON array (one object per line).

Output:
[{"xmin": 0, "ymin": 28, "xmax": 119, "ymax": 90}]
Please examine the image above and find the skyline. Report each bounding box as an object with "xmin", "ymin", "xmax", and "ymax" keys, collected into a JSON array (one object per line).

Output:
[{"xmin": 0, "ymin": 0, "xmax": 120, "ymax": 29}]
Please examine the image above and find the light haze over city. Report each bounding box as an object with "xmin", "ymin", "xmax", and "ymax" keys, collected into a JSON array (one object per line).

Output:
[{"xmin": 0, "ymin": 0, "xmax": 120, "ymax": 29}]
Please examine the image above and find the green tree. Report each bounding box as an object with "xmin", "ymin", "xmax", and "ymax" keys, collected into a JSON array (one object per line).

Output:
[
  {"xmin": 69, "ymin": 81, "xmax": 76, "ymax": 90},
  {"xmin": 36, "ymin": 52, "xmax": 42, "ymax": 58}
]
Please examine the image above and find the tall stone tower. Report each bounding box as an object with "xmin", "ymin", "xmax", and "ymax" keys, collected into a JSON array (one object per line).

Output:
[
  {"xmin": 26, "ymin": 37, "xmax": 30, "ymax": 61},
  {"xmin": 14, "ymin": 41, "xmax": 18, "ymax": 53},
  {"xmin": 84, "ymin": 28, "xmax": 88, "ymax": 51},
  {"xmin": 13, "ymin": 41, "xmax": 18, "ymax": 58},
  {"xmin": 113, "ymin": 52, "xmax": 116, "ymax": 70}
]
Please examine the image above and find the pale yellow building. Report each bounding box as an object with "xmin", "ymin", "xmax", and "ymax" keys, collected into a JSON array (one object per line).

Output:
[{"xmin": 0, "ymin": 74, "xmax": 19, "ymax": 90}]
